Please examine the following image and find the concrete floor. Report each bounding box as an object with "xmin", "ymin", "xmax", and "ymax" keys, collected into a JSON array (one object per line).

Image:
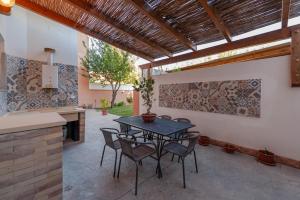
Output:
[{"xmin": 63, "ymin": 110, "xmax": 300, "ymax": 200}]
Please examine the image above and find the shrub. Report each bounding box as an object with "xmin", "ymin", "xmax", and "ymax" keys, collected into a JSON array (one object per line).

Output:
[
  {"xmin": 116, "ymin": 101, "xmax": 125, "ymax": 107},
  {"xmin": 100, "ymin": 99, "xmax": 110, "ymax": 108},
  {"xmin": 126, "ymin": 95, "xmax": 133, "ymax": 104}
]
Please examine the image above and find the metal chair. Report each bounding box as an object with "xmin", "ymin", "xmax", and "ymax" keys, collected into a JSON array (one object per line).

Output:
[
  {"xmin": 163, "ymin": 131, "xmax": 200, "ymax": 188},
  {"xmin": 171, "ymin": 118, "xmax": 194, "ymax": 162},
  {"xmin": 158, "ymin": 115, "xmax": 172, "ymax": 120},
  {"xmin": 117, "ymin": 134, "xmax": 156, "ymax": 195},
  {"xmin": 99, "ymin": 128, "xmax": 121, "ymax": 177},
  {"xmin": 173, "ymin": 118, "xmax": 191, "ymax": 124},
  {"xmin": 119, "ymin": 120, "xmax": 142, "ymax": 136}
]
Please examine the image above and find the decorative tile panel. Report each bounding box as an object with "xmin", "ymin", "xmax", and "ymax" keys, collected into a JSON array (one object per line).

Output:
[
  {"xmin": 6, "ymin": 55, "xmax": 78, "ymax": 111},
  {"xmin": 0, "ymin": 91, "xmax": 7, "ymax": 116},
  {"xmin": 159, "ymin": 79, "xmax": 261, "ymax": 118}
]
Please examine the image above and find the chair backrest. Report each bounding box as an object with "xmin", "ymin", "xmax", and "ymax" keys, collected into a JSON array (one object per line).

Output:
[
  {"xmin": 173, "ymin": 118, "xmax": 191, "ymax": 124},
  {"xmin": 159, "ymin": 115, "xmax": 172, "ymax": 120},
  {"xmin": 186, "ymin": 134, "xmax": 199, "ymax": 154},
  {"xmin": 118, "ymin": 136, "xmax": 134, "ymax": 158},
  {"xmin": 119, "ymin": 123, "xmax": 131, "ymax": 132},
  {"xmin": 100, "ymin": 128, "xmax": 115, "ymax": 148}
]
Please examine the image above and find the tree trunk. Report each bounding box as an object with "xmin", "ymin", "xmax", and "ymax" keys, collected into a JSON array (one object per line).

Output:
[
  {"xmin": 110, "ymin": 83, "xmax": 121, "ymax": 108},
  {"xmin": 111, "ymin": 90, "xmax": 117, "ymax": 108}
]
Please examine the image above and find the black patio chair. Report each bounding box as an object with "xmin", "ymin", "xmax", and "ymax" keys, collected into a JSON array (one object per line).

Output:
[
  {"xmin": 171, "ymin": 118, "xmax": 194, "ymax": 162},
  {"xmin": 118, "ymin": 117, "xmax": 142, "ymax": 137},
  {"xmin": 163, "ymin": 131, "xmax": 200, "ymax": 188},
  {"xmin": 158, "ymin": 115, "xmax": 172, "ymax": 120},
  {"xmin": 99, "ymin": 128, "xmax": 121, "ymax": 177},
  {"xmin": 117, "ymin": 134, "xmax": 156, "ymax": 195}
]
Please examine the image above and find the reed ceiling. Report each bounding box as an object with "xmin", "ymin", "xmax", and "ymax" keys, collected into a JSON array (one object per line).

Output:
[{"xmin": 16, "ymin": 0, "xmax": 300, "ymax": 61}]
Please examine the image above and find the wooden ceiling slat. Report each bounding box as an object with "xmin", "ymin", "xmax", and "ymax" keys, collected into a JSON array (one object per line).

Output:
[
  {"xmin": 140, "ymin": 24, "xmax": 300, "ymax": 68},
  {"xmin": 65, "ymin": 0, "xmax": 172, "ymax": 57},
  {"xmin": 125, "ymin": 0, "xmax": 197, "ymax": 51},
  {"xmin": 197, "ymin": 0, "xmax": 232, "ymax": 42},
  {"xmin": 15, "ymin": 0, "xmax": 155, "ymax": 61},
  {"xmin": 282, "ymin": 0, "xmax": 291, "ymax": 28}
]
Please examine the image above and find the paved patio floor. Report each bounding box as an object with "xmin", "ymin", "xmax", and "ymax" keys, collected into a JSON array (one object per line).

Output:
[{"xmin": 63, "ymin": 110, "xmax": 300, "ymax": 200}]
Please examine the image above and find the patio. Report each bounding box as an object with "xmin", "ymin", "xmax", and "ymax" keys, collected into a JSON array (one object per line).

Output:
[
  {"xmin": 63, "ymin": 110, "xmax": 300, "ymax": 200},
  {"xmin": 1, "ymin": 1, "xmax": 300, "ymax": 199}
]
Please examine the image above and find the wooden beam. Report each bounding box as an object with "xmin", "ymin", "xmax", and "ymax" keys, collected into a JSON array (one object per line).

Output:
[
  {"xmin": 16, "ymin": 0, "xmax": 155, "ymax": 61},
  {"xmin": 291, "ymin": 29, "xmax": 300, "ymax": 86},
  {"xmin": 181, "ymin": 43, "xmax": 291, "ymax": 71},
  {"xmin": 140, "ymin": 25, "xmax": 300, "ymax": 69},
  {"xmin": 198, "ymin": 0, "xmax": 232, "ymax": 42},
  {"xmin": 126, "ymin": 0, "xmax": 197, "ymax": 51},
  {"xmin": 282, "ymin": 0, "xmax": 291, "ymax": 28},
  {"xmin": 65, "ymin": 0, "xmax": 172, "ymax": 57}
]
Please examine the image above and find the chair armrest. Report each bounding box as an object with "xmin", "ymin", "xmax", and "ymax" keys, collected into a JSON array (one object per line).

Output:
[{"xmin": 100, "ymin": 128, "xmax": 120, "ymax": 134}]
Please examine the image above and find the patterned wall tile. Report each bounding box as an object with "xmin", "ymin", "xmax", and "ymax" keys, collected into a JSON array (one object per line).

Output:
[
  {"xmin": 6, "ymin": 55, "xmax": 78, "ymax": 111},
  {"xmin": 159, "ymin": 79, "xmax": 261, "ymax": 118},
  {"xmin": 7, "ymin": 55, "xmax": 27, "ymax": 111},
  {"xmin": 0, "ymin": 91, "xmax": 7, "ymax": 116}
]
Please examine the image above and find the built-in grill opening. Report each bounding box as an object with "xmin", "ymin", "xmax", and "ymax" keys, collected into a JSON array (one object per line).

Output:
[{"xmin": 63, "ymin": 121, "xmax": 80, "ymax": 144}]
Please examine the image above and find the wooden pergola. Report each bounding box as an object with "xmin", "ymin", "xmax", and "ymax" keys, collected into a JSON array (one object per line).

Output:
[{"xmin": 16, "ymin": 0, "xmax": 300, "ymax": 85}]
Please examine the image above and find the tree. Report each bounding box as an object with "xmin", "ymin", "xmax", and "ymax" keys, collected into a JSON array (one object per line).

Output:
[{"xmin": 81, "ymin": 38, "xmax": 137, "ymax": 107}]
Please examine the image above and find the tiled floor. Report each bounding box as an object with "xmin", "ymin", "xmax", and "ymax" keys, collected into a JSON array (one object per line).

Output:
[{"xmin": 63, "ymin": 110, "xmax": 300, "ymax": 200}]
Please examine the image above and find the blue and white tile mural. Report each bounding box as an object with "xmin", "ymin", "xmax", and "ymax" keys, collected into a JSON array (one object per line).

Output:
[
  {"xmin": 6, "ymin": 55, "xmax": 78, "ymax": 112},
  {"xmin": 0, "ymin": 91, "xmax": 7, "ymax": 116},
  {"xmin": 159, "ymin": 79, "xmax": 261, "ymax": 118}
]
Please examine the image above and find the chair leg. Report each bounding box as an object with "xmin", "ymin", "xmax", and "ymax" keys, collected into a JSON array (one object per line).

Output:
[
  {"xmin": 193, "ymin": 150, "xmax": 198, "ymax": 173},
  {"xmin": 182, "ymin": 157, "xmax": 186, "ymax": 188},
  {"xmin": 113, "ymin": 150, "xmax": 117, "ymax": 177},
  {"xmin": 135, "ymin": 163, "xmax": 139, "ymax": 195},
  {"xmin": 117, "ymin": 153, "xmax": 123, "ymax": 178},
  {"xmin": 100, "ymin": 144, "xmax": 106, "ymax": 166}
]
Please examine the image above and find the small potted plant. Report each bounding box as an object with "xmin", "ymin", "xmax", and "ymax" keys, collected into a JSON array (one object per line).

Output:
[
  {"xmin": 100, "ymin": 99, "xmax": 110, "ymax": 116},
  {"xmin": 223, "ymin": 143, "xmax": 237, "ymax": 154},
  {"xmin": 199, "ymin": 135, "xmax": 210, "ymax": 146},
  {"xmin": 257, "ymin": 148, "xmax": 276, "ymax": 166},
  {"xmin": 133, "ymin": 77, "xmax": 156, "ymax": 122}
]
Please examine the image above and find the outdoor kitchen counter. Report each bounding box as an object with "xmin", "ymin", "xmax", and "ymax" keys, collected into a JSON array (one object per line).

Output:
[
  {"xmin": 0, "ymin": 112, "xmax": 67, "ymax": 135},
  {"xmin": 2, "ymin": 107, "xmax": 86, "ymax": 143},
  {"xmin": 0, "ymin": 112, "xmax": 66, "ymax": 199}
]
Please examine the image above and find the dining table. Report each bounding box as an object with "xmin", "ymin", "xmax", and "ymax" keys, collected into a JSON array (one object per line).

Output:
[{"xmin": 114, "ymin": 116, "xmax": 194, "ymax": 178}]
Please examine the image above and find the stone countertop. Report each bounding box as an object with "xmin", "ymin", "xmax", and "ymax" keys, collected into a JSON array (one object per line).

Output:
[
  {"xmin": 0, "ymin": 112, "xmax": 67, "ymax": 135},
  {"xmin": 4, "ymin": 106, "xmax": 86, "ymax": 116}
]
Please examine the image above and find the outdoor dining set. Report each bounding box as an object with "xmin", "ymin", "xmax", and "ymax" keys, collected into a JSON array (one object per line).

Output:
[{"xmin": 99, "ymin": 115, "xmax": 200, "ymax": 195}]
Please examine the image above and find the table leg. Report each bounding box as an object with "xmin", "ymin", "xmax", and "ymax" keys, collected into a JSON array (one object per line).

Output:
[{"xmin": 156, "ymin": 135, "xmax": 164, "ymax": 178}]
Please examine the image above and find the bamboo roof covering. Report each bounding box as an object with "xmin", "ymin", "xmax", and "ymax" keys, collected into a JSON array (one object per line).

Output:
[{"xmin": 16, "ymin": 0, "xmax": 300, "ymax": 62}]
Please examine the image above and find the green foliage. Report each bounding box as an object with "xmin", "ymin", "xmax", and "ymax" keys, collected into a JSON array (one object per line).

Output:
[
  {"xmin": 133, "ymin": 77, "xmax": 155, "ymax": 114},
  {"xmin": 115, "ymin": 101, "xmax": 125, "ymax": 107},
  {"xmin": 108, "ymin": 105, "xmax": 133, "ymax": 117},
  {"xmin": 100, "ymin": 99, "xmax": 110, "ymax": 109},
  {"xmin": 126, "ymin": 95, "xmax": 133, "ymax": 104},
  {"xmin": 81, "ymin": 38, "xmax": 138, "ymax": 107}
]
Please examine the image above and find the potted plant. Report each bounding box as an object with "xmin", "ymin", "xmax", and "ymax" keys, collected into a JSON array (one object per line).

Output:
[
  {"xmin": 100, "ymin": 99, "xmax": 110, "ymax": 116},
  {"xmin": 198, "ymin": 135, "xmax": 210, "ymax": 146},
  {"xmin": 133, "ymin": 77, "xmax": 156, "ymax": 122},
  {"xmin": 257, "ymin": 148, "xmax": 276, "ymax": 166},
  {"xmin": 223, "ymin": 143, "xmax": 237, "ymax": 154}
]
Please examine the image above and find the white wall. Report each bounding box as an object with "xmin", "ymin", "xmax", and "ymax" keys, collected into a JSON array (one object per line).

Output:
[
  {"xmin": 141, "ymin": 56, "xmax": 300, "ymax": 161},
  {"xmin": 0, "ymin": 6, "xmax": 78, "ymax": 65}
]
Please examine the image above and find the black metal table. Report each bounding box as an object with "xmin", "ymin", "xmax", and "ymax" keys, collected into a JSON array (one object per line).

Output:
[{"xmin": 114, "ymin": 116, "xmax": 194, "ymax": 178}]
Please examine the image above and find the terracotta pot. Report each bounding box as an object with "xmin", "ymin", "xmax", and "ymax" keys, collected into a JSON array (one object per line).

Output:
[
  {"xmin": 257, "ymin": 150, "xmax": 276, "ymax": 166},
  {"xmin": 223, "ymin": 144, "xmax": 237, "ymax": 154},
  {"xmin": 141, "ymin": 113, "xmax": 157, "ymax": 123},
  {"xmin": 102, "ymin": 109, "xmax": 108, "ymax": 116},
  {"xmin": 198, "ymin": 136, "xmax": 210, "ymax": 146}
]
